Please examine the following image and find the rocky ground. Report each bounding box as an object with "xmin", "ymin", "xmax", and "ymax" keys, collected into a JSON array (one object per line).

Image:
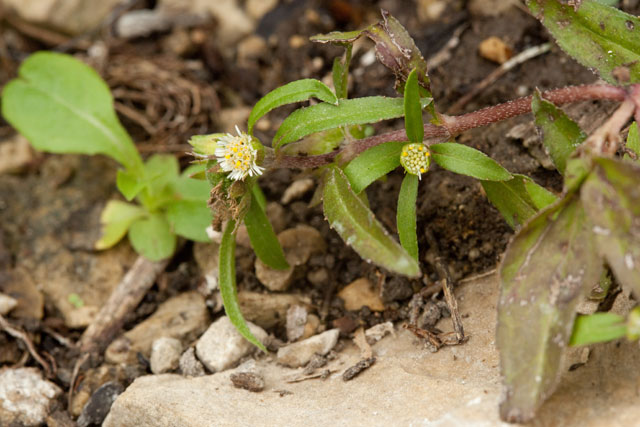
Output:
[{"xmin": 0, "ymin": 0, "xmax": 639, "ymax": 425}]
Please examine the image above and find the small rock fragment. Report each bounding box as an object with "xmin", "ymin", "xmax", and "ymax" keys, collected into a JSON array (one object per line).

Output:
[
  {"xmin": 230, "ymin": 372, "xmax": 265, "ymax": 392},
  {"xmin": 196, "ymin": 316, "xmax": 268, "ymax": 372},
  {"xmin": 365, "ymin": 321, "xmax": 395, "ymax": 345},
  {"xmin": 238, "ymin": 291, "xmax": 310, "ymax": 330},
  {"xmin": 150, "ymin": 337, "xmax": 183, "ymax": 374},
  {"xmin": 0, "ymin": 268, "xmax": 44, "ymax": 319},
  {"xmin": 77, "ymin": 382, "xmax": 124, "ymax": 427},
  {"xmin": 256, "ymin": 225, "xmax": 326, "ymax": 292},
  {"xmin": 338, "ymin": 278, "xmax": 385, "ymax": 312},
  {"xmin": 277, "ymin": 329, "xmax": 340, "ymax": 368},
  {"xmin": 342, "ymin": 357, "xmax": 376, "ymax": 381},
  {"xmin": 105, "ymin": 292, "xmax": 209, "ymax": 364},
  {"xmin": 478, "ymin": 36, "xmax": 513, "ymax": 64},
  {"xmin": 307, "ymin": 268, "xmax": 329, "ymax": 286},
  {"xmin": 302, "ymin": 314, "xmax": 320, "ymax": 340},
  {"xmin": 179, "ymin": 347, "xmax": 205, "ymax": 377},
  {"xmin": 0, "ymin": 135, "xmax": 34, "ymax": 175},
  {"xmin": 0, "ymin": 368, "xmax": 61, "ymax": 426},
  {"xmin": 281, "ymin": 178, "xmax": 315, "ymax": 204},
  {"xmin": 286, "ymin": 305, "xmax": 308, "ymax": 342},
  {"xmin": 0, "ymin": 293, "xmax": 18, "ymax": 315}
]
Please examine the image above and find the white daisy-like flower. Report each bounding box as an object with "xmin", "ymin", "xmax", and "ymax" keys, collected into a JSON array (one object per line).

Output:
[
  {"xmin": 214, "ymin": 126, "xmax": 265, "ymax": 181},
  {"xmin": 400, "ymin": 143, "xmax": 431, "ymax": 179}
]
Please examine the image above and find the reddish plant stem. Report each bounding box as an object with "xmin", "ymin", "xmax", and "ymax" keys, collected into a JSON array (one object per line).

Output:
[{"xmin": 269, "ymin": 84, "xmax": 627, "ymax": 169}]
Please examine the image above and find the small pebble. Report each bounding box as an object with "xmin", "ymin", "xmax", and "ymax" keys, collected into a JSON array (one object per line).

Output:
[
  {"xmin": 77, "ymin": 382, "xmax": 123, "ymax": 427},
  {"xmin": 342, "ymin": 357, "xmax": 376, "ymax": 381},
  {"xmin": 277, "ymin": 329, "xmax": 340, "ymax": 368},
  {"xmin": 150, "ymin": 337, "xmax": 182, "ymax": 374},
  {"xmin": 230, "ymin": 372, "xmax": 265, "ymax": 392},
  {"xmin": 179, "ymin": 347, "xmax": 205, "ymax": 377}
]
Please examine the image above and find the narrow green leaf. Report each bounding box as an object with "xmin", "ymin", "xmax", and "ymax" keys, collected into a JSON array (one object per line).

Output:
[
  {"xmin": 332, "ymin": 44, "xmax": 352, "ymax": 99},
  {"xmin": 397, "ymin": 174, "xmax": 419, "ymax": 260},
  {"xmin": 527, "ymin": 0, "xmax": 640, "ymax": 85},
  {"xmin": 128, "ymin": 213, "xmax": 177, "ymax": 261},
  {"xmin": 274, "ymin": 96, "xmax": 432, "ymax": 148},
  {"xmin": 531, "ymin": 90, "xmax": 586, "ymax": 174},
  {"xmin": 219, "ymin": 219, "xmax": 267, "ymax": 352},
  {"xmin": 483, "ymin": 174, "xmax": 557, "ymax": 229},
  {"xmin": 624, "ymin": 121, "xmax": 640, "ymax": 162},
  {"xmin": 165, "ymin": 200, "xmax": 212, "ymax": 242},
  {"xmin": 322, "ymin": 166, "xmax": 420, "ymax": 277},
  {"xmin": 248, "ymin": 79, "xmax": 338, "ymax": 134},
  {"xmin": 343, "ymin": 142, "xmax": 404, "ymax": 193},
  {"xmin": 310, "ymin": 29, "xmax": 365, "ymax": 44},
  {"xmin": 95, "ymin": 200, "xmax": 146, "ymax": 250},
  {"xmin": 251, "ymin": 184, "xmax": 267, "ymax": 210},
  {"xmin": 498, "ymin": 195, "xmax": 603, "ymax": 423},
  {"xmin": 431, "ymin": 142, "xmax": 512, "ymax": 181},
  {"xmin": 244, "ymin": 191, "xmax": 289, "ymax": 270},
  {"xmin": 570, "ymin": 313, "xmax": 626, "ymax": 346},
  {"xmin": 1, "ymin": 51, "xmax": 142, "ymax": 171},
  {"xmin": 404, "ymin": 69, "xmax": 424, "ymax": 144},
  {"xmin": 581, "ymin": 157, "xmax": 640, "ymax": 297}
]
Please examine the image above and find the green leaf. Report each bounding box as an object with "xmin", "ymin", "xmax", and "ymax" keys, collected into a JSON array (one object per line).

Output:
[
  {"xmin": 322, "ymin": 166, "xmax": 420, "ymax": 277},
  {"xmin": 244, "ymin": 190, "xmax": 289, "ymax": 270},
  {"xmin": 273, "ymin": 96, "xmax": 432, "ymax": 148},
  {"xmin": 165, "ymin": 200, "xmax": 212, "ymax": 242},
  {"xmin": 95, "ymin": 200, "xmax": 146, "ymax": 250},
  {"xmin": 219, "ymin": 219, "xmax": 267, "ymax": 352},
  {"xmin": 431, "ymin": 142, "xmax": 512, "ymax": 181},
  {"xmin": 144, "ymin": 154, "xmax": 180, "ymax": 197},
  {"xmin": 526, "ymin": 0, "xmax": 640, "ymax": 85},
  {"xmin": 189, "ymin": 133, "xmax": 225, "ymax": 156},
  {"xmin": 1, "ymin": 51, "xmax": 142, "ymax": 171},
  {"xmin": 310, "ymin": 29, "xmax": 365, "ymax": 44},
  {"xmin": 482, "ymin": 174, "xmax": 557, "ymax": 229},
  {"xmin": 624, "ymin": 121, "xmax": 640, "ymax": 162},
  {"xmin": 248, "ymin": 79, "xmax": 338, "ymax": 134},
  {"xmin": 171, "ymin": 165, "xmax": 211, "ymax": 201},
  {"xmin": 343, "ymin": 142, "xmax": 404, "ymax": 193},
  {"xmin": 117, "ymin": 169, "xmax": 146, "ymax": 201},
  {"xmin": 128, "ymin": 213, "xmax": 177, "ymax": 261},
  {"xmin": 332, "ymin": 44, "xmax": 352, "ymax": 99},
  {"xmin": 531, "ymin": 90, "xmax": 586, "ymax": 174},
  {"xmin": 581, "ymin": 157, "xmax": 640, "ymax": 297},
  {"xmin": 404, "ymin": 69, "xmax": 424, "ymax": 144},
  {"xmin": 397, "ymin": 174, "xmax": 419, "ymax": 261},
  {"xmin": 498, "ymin": 195, "xmax": 603, "ymax": 423},
  {"xmin": 570, "ymin": 313, "xmax": 626, "ymax": 346},
  {"xmin": 281, "ymin": 125, "xmax": 372, "ymax": 157}
]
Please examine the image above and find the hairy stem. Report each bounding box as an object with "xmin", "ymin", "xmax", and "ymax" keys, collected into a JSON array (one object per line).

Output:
[{"xmin": 269, "ymin": 84, "xmax": 627, "ymax": 169}]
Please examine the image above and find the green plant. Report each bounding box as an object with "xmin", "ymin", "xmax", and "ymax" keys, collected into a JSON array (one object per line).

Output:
[
  {"xmin": 1, "ymin": 52, "xmax": 212, "ymax": 261},
  {"xmin": 188, "ymin": 1, "xmax": 640, "ymax": 422}
]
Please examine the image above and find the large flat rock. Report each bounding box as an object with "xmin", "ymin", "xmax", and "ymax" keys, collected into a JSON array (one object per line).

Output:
[{"xmin": 104, "ymin": 273, "xmax": 640, "ymax": 427}]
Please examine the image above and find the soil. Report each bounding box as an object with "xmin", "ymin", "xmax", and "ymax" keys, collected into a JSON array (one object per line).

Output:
[{"xmin": 1, "ymin": 0, "xmax": 638, "ymax": 424}]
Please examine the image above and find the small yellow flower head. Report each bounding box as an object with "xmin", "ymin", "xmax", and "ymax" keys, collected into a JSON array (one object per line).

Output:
[
  {"xmin": 214, "ymin": 126, "xmax": 264, "ymax": 181},
  {"xmin": 400, "ymin": 143, "xmax": 430, "ymax": 179}
]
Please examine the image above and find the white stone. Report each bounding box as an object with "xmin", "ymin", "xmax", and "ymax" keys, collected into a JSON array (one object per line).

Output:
[
  {"xmin": 150, "ymin": 337, "xmax": 183, "ymax": 374},
  {"xmin": 277, "ymin": 329, "xmax": 340, "ymax": 368},
  {"xmin": 195, "ymin": 316, "xmax": 267, "ymax": 372},
  {"xmin": 0, "ymin": 368, "xmax": 61, "ymax": 426}
]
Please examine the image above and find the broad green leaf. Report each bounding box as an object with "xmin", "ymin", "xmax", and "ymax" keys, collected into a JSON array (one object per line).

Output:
[
  {"xmin": 397, "ymin": 174, "xmax": 419, "ymax": 260},
  {"xmin": 219, "ymin": 219, "xmax": 267, "ymax": 352},
  {"xmin": 404, "ymin": 69, "xmax": 424, "ymax": 144},
  {"xmin": 244, "ymin": 190, "xmax": 289, "ymax": 270},
  {"xmin": 117, "ymin": 169, "xmax": 146, "ymax": 201},
  {"xmin": 431, "ymin": 143, "xmax": 512, "ymax": 181},
  {"xmin": 144, "ymin": 154, "xmax": 180, "ymax": 197},
  {"xmin": 171, "ymin": 165, "xmax": 211, "ymax": 201},
  {"xmin": 248, "ymin": 79, "xmax": 338, "ymax": 134},
  {"xmin": 498, "ymin": 195, "xmax": 603, "ymax": 423},
  {"xmin": 531, "ymin": 90, "xmax": 586, "ymax": 174},
  {"xmin": 1, "ymin": 51, "xmax": 142, "ymax": 171},
  {"xmin": 624, "ymin": 121, "xmax": 640, "ymax": 162},
  {"xmin": 273, "ymin": 96, "xmax": 432, "ymax": 148},
  {"xmin": 165, "ymin": 200, "xmax": 212, "ymax": 242},
  {"xmin": 281, "ymin": 125, "xmax": 373, "ymax": 157},
  {"xmin": 310, "ymin": 29, "xmax": 365, "ymax": 44},
  {"xmin": 570, "ymin": 313, "xmax": 626, "ymax": 346},
  {"xmin": 322, "ymin": 166, "xmax": 420, "ymax": 277},
  {"xmin": 343, "ymin": 142, "xmax": 404, "ymax": 193},
  {"xmin": 95, "ymin": 200, "xmax": 146, "ymax": 250},
  {"xmin": 332, "ymin": 44, "xmax": 352, "ymax": 99},
  {"xmin": 527, "ymin": 0, "xmax": 640, "ymax": 85},
  {"xmin": 581, "ymin": 157, "xmax": 640, "ymax": 297},
  {"xmin": 128, "ymin": 213, "xmax": 177, "ymax": 261},
  {"xmin": 482, "ymin": 174, "xmax": 557, "ymax": 229},
  {"xmin": 563, "ymin": 156, "xmax": 593, "ymax": 192}
]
